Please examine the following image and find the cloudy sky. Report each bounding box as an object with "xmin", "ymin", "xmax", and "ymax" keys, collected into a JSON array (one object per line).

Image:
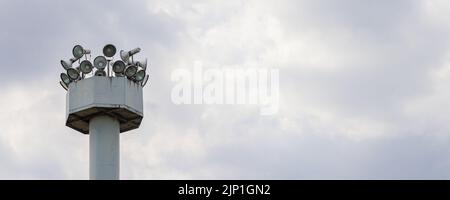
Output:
[{"xmin": 1, "ymin": 0, "xmax": 450, "ymax": 179}]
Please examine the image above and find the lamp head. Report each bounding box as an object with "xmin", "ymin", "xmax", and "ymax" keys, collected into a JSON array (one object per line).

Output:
[
  {"xmin": 103, "ymin": 44, "xmax": 117, "ymax": 57},
  {"xmin": 72, "ymin": 45, "xmax": 91, "ymax": 59},
  {"xmin": 67, "ymin": 68, "xmax": 80, "ymax": 80},
  {"xmin": 120, "ymin": 50, "xmax": 130, "ymax": 63},
  {"xmin": 120, "ymin": 48, "xmax": 141, "ymax": 63},
  {"xmin": 133, "ymin": 58, "xmax": 148, "ymax": 70},
  {"xmin": 60, "ymin": 73, "xmax": 71, "ymax": 85},
  {"xmin": 80, "ymin": 60, "xmax": 93, "ymax": 74},
  {"xmin": 60, "ymin": 57, "xmax": 79, "ymax": 70},
  {"xmin": 59, "ymin": 81, "xmax": 68, "ymax": 91},
  {"xmin": 135, "ymin": 69, "xmax": 146, "ymax": 82},
  {"xmin": 93, "ymin": 56, "xmax": 107, "ymax": 70},
  {"xmin": 125, "ymin": 65, "xmax": 138, "ymax": 78},
  {"xmin": 112, "ymin": 60, "xmax": 126, "ymax": 74}
]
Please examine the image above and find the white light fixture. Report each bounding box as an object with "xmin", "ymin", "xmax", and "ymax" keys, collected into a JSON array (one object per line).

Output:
[
  {"xmin": 112, "ymin": 60, "xmax": 126, "ymax": 74},
  {"xmin": 135, "ymin": 70, "xmax": 146, "ymax": 82},
  {"xmin": 73, "ymin": 45, "xmax": 91, "ymax": 59},
  {"xmin": 124, "ymin": 65, "xmax": 138, "ymax": 78},
  {"xmin": 94, "ymin": 56, "xmax": 107, "ymax": 70},
  {"xmin": 80, "ymin": 60, "xmax": 93, "ymax": 74},
  {"xmin": 59, "ymin": 81, "xmax": 68, "ymax": 91},
  {"xmin": 59, "ymin": 44, "xmax": 151, "ymax": 89},
  {"xmin": 60, "ymin": 73, "xmax": 72, "ymax": 85},
  {"xmin": 67, "ymin": 68, "xmax": 80, "ymax": 80},
  {"xmin": 130, "ymin": 58, "xmax": 148, "ymax": 70},
  {"xmin": 120, "ymin": 48, "xmax": 141, "ymax": 63},
  {"xmin": 103, "ymin": 44, "xmax": 116, "ymax": 57},
  {"xmin": 61, "ymin": 57, "xmax": 80, "ymax": 70}
]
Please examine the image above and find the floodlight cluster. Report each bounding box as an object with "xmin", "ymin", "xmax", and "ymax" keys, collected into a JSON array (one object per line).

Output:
[{"xmin": 59, "ymin": 44, "xmax": 149, "ymax": 90}]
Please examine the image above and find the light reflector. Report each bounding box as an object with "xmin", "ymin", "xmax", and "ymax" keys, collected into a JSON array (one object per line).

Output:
[
  {"xmin": 80, "ymin": 60, "xmax": 93, "ymax": 74},
  {"xmin": 132, "ymin": 59, "xmax": 148, "ymax": 70},
  {"xmin": 94, "ymin": 56, "xmax": 107, "ymax": 70},
  {"xmin": 103, "ymin": 44, "xmax": 117, "ymax": 57},
  {"xmin": 120, "ymin": 48, "xmax": 141, "ymax": 63},
  {"xmin": 67, "ymin": 68, "xmax": 80, "ymax": 80},
  {"xmin": 112, "ymin": 60, "xmax": 126, "ymax": 73},
  {"xmin": 135, "ymin": 70, "xmax": 146, "ymax": 82},
  {"xmin": 60, "ymin": 58, "xmax": 79, "ymax": 70},
  {"xmin": 125, "ymin": 65, "xmax": 138, "ymax": 78},
  {"xmin": 72, "ymin": 45, "xmax": 91, "ymax": 59},
  {"xmin": 60, "ymin": 73, "xmax": 71, "ymax": 85},
  {"xmin": 59, "ymin": 81, "xmax": 68, "ymax": 91}
]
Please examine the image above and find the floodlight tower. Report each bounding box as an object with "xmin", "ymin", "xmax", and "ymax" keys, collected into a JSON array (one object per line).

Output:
[{"xmin": 59, "ymin": 44, "xmax": 149, "ymax": 180}]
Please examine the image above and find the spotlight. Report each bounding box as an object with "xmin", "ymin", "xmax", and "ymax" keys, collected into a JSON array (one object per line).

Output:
[
  {"xmin": 60, "ymin": 81, "xmax": 68, "ymax": 91},
  {"xmin": 59, "ymin": 44, "xmax": 151, "ymax": 91},
  {"xmin": 60, "ymin": 57, "xmax": 80, "ymax": 70},
  {"xmin": 131, "ymin": 58, "xmax": 148, "ymax": 70},
  {"xmin": 141, "ymin": 75, "xmax": 149, "ymax": 87},
  {"xmin": 67, "ymin": 68, "xmax": 80, "ymax": 80},
  {"xmin": 60, "ymin": 73, "xmax": 71, "ymax": 85},
  {"xmin": 120, "ymin": 48, "xmax": 141, "ymax": 63},
  {"xmin": 94, "ymin": 56, "xmax": 107, "ymax": 70},
  {"xmin": 72, "ymin": 45, "xmax": 91, "ymax": 59},
  {"xmin": 95, "ymin": 70, "xmax": 106, "ymax": 76},
  {"xmin": 112, "ymin": 60, "xmax": 126, "ymax": 74},
  {"xmin": 135, "ymin": 70, "xmax": 146, "ymax": 82},
  {"xmin": 80, "ymin": 60, "xmax": 93, "ymax": 74},
  {"xmin": 124, "ymin": 65, "xmax": 138, "ymax": 78},
  {"xmin": 103, "ymin": 44, "xmax": 117, "ymax": 57}
]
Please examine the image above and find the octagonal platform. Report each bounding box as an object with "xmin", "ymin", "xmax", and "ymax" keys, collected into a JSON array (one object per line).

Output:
[{"xmin": 65, "ymin": 76, "xmax": 143, "ymax": 134}]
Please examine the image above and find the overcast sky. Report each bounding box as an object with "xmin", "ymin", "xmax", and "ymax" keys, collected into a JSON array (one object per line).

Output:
[{"xmin": 1, "ymin": 0, "xmax": 450, "ymax": 179}]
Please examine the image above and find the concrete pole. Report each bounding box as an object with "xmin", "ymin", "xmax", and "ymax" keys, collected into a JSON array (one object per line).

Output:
[{"xmin": 89, "ymin": 115, "xmax": 120, "ymax": 180}]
